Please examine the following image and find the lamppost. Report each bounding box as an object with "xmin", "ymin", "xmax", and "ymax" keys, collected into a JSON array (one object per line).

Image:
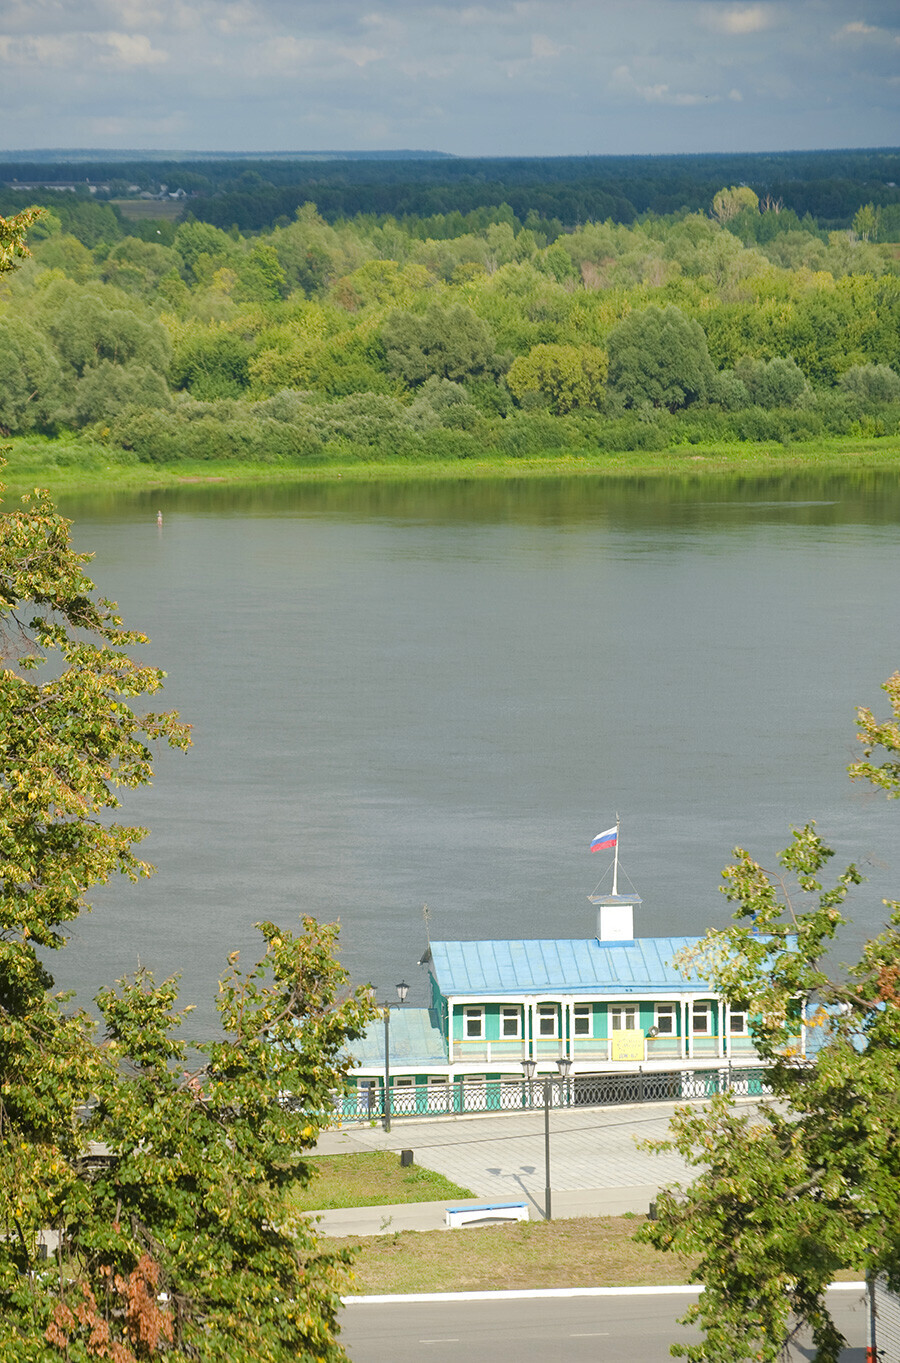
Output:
[
  {"xmin": 521, "ymin": 1056, "xmax": 573, "ymax": 1220},
  {"xmin": 383, "ymin": 981, "xmax": 409, "ymax": 1133}
]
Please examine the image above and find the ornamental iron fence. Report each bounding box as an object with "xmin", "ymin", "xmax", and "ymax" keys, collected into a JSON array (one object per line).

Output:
[{"xmin": 332, "ymin": 1065, "xmax": 772, "ymax": 1123}]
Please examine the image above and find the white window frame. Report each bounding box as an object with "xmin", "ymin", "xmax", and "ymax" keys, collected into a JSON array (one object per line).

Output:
[
  {"xmin": 500, "ymin": 1006, "xmax": 521, "ymax": 1039},
  {"xmin": 611, "ymin": 1006, "xmax": 637, "ymax": 1031},
  {"xmin": 573, "ymin": 1004, "xmax": 592, "ymax": 1036},
  {"xmin": 729, "ymin": 1008, "xmax": 748, "ymax": 1035},
  {"xmin": 537, "ymin": 1005, "xmax": 558, "ymax": 1038},
  {"xmin": 394, "ymin": 1076, "xmax": 415, "ymax": 1088},
  {"xmin": 692, "ymin": 1002, "xmax": 711, "ymax": 1035},
  {"xmin": 464, "ymin": 1006, "xmax": 484, "ymax": 1039},
  {"xmin": 655, "ymin": 1004, "xmax": 676, "ymax": 1035}
]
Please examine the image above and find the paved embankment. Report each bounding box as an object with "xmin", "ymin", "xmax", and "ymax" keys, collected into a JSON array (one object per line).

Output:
[{"xmin": 307, "ymin": 1100, "xmax": 725, "ymax": 1233}]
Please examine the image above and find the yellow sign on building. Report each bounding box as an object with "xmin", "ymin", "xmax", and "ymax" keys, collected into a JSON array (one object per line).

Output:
[{"xmin": 610, "ymin": 1030, "xmax": 645, "ymax": 1062}]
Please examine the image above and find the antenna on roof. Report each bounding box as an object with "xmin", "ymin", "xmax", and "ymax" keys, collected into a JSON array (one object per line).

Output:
[{"xmin": 418, "ymin": 903, "xmax": 433, "ymax": 967}]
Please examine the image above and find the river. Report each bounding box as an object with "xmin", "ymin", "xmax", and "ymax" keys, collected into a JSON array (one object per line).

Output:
[{"xmin": 49, "ymin": 469, "xmax": 900, "ymax": 1036}]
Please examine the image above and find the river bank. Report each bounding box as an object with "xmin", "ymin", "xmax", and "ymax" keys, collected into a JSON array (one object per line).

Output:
[{"xmin": 2, "ymin": 432, "xmax": 900, "ymax": 499}]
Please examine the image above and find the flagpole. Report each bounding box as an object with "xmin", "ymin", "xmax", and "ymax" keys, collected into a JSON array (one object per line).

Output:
[{"xmin": 612, "ymin": 813, "xmax": 620, "ymax": 896}]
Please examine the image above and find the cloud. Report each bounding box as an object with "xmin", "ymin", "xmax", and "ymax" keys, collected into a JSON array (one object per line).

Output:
[
  {"xmin": 704, "ymin": 5, "xmax": 773, "ymax": 36},
  {"xmin": 336, "ymin": 43, "xmax": 383, "ymax": 67},
  {"xmin": 0, "ymin": 0, "xmax": 896, "ymax": 157},
  {"xmin": 530, "ymin": 33, "xmax": 562, "ymax": 59},
  {"xmin": 609, "ymin": 63, "xmax": 716, "ymax": 107},
  {"xmin": 0, "ymin": 26, "xmax": 168, "ymax": 67},
  {"xmin": 100, "ymin": 31, "xmax": 169, "ymax": 65},
  {"xmin": 835, "ymin": 20, "xmax": 900, "ymax": 45}
]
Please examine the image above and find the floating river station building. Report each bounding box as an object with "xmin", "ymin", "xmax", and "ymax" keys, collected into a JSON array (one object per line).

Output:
[{"xmin": 346, "ymin": 889, "xmax": 806, "ymax": 1116}]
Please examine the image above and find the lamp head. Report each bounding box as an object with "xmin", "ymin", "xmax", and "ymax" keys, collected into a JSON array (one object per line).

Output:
[{"xmin": 396, "ymin": 981, "xmax": 409, "ymax": 1004}]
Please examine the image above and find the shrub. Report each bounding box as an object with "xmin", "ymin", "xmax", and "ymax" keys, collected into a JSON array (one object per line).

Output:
[
  {"xmin": 838, "ymin": 363, "xmax": 900, "ymax": 405},
  {"xmin": 735, "ymin": 356, "xmax": 810, "ymax": 409},
  {"xmin": 708, "ymin": 370, "xmax": 750, "ymax": 411}
]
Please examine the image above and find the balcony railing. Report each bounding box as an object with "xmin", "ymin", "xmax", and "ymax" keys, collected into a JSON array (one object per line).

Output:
[{"xmin": 451, "ymin": 1033, "xmax": 779, "ymax": 1062}]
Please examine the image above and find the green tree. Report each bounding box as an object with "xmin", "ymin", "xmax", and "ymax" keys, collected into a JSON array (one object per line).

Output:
[
  {"xmin": 0, "ymin": 316, "xmax": 62, "ymax": 433},
  {"xmin": 32, "ymin": 233, "xmax": 96, "ymax": 284},
  {"xmin": 711, "ymin": 186, "xmax": 760, "ymax": 224},
  {"xmin": 173, "ymin": 219, "xmax": 236, "ymax": 286},
  {"xmin": 381, "ymin": 302, "xmax": 499, "ymax": 386},
  {"xmin": 233, "ymin": 242, "xmax": 288, "ymax": 303},
  {"xmin": 0, "ymin": 207, "xmax": 45, "ymax": 274},
  {"xmin": 838, "ymin": 362, "xmax": 900, "ymax": 405},
  {"xmin": 607, "ymin": 305, "xmax": 714, "ymax": 410},
  {"xmin": 640, "ymin": 671, "xmax": 900, "ymax": 1363},
  {"xmin": 70, "ymin": 360, "xmax": 173, "ymax": 426},
  {"xmin": 0, "ymin": 484, "xmax": 375, "ymax": 1359},
  {"xmin": 35, "ymin": 280, "xmax": 172, "ymax": 379},
  {"xmin": 735, "ymin": 354, "xmax": 810, "ymax": 409},
  {"xmin": 169, "ymin": 324, "xmax": 252, "ymax": 400},
  {"xmin": 852, "ymin": 202, "xmax": 880, "ymax": 243},
  {"xmin": 507, "ymin": 342, "xmax": 608, "ymax": 413},
  {"xmin": 101, "ymin": 238, "xmax": 179, "ymax": 299}
]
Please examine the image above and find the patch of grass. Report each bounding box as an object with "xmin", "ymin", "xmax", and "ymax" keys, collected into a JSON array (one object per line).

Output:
[
  {"xmin": 288, "ymin": 1152, "xmax": 475, "ymax": 1212},
  {"xmin": 334, "ymin": 1215, "xmax": 699, "ymax": 1295}
]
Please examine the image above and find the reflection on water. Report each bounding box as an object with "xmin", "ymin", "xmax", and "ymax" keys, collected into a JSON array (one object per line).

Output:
[
  {"xmin": 40, "ymin": 470, "xmax": 900, "ymax": 1036},
  {"xmin": 56, "ymin": 467, "xmax": 900, "ymax": 529}
]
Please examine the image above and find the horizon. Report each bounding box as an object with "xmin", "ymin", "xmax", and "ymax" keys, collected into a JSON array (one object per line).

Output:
[{"xmin": 3, "ymin": 143, "xmax": 899, "ymax": 164}]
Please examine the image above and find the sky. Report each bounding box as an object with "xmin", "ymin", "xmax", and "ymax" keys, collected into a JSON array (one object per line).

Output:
[{"xmin": 0, "ymin": 0, "xmax": 897, "ymax": 158}]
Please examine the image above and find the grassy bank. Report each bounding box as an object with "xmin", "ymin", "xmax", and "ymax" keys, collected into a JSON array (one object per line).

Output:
[
  {"xmin": 332, "ymin": 1215, "xmax": 697, "ymax": 1294},
  {"xmin": 3, "ymin": 432, "xmax": 900, "ymax": 500},
  {"xmin": 288, "ymin": 1152, "xmax": 474, "ymax": 1212},
  {"xmin": 329, "ymin": 1214, "xmax": 864, "ymax": 1296}
]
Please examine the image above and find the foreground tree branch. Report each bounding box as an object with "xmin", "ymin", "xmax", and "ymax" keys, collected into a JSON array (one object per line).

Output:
[{"xmin": 640, "ymin": 672, "xmax": 900, "ymax": 1363}]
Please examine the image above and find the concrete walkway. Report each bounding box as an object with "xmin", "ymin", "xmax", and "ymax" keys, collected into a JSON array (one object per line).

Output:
[{"xmin": 307, "ymin": 1101, "xmax": 725, "ymax": 1234}]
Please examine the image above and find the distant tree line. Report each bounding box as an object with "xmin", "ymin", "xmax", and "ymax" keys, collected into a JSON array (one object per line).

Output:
[
  {"xmin": 2, "ymin": 147, "xmax": 900, "ymax": 234},
  {"xmin": 1, "ymin": 177, "xmax": 900, "ymax": 467}
]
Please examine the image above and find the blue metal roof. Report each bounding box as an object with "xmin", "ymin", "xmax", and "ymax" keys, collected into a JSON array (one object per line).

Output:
[
  {"xmin": 430, "ymin": 937, "xmax": 709, "ymax": 996},
  {"xmin": 348, "ymin": 1007, "xmax": 447, "ymax": 1069}
]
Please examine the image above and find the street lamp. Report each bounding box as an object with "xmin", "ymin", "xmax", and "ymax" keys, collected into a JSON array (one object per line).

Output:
[
  {"xmin": 383, "ymin": 982, "xmax": 410, "ymax": 1133},
  {"xmin": 521, "ymin": 1056, "xmax": 572, "ymax": 1221}
]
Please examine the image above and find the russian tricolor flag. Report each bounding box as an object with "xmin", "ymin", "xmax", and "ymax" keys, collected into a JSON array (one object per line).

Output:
[{"xmin": 590, "ymin": 825, "xmax": 618, "ymax": 852}]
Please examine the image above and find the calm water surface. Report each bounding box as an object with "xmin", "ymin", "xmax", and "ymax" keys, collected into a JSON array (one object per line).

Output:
[{"xmin": 50, "ymin": 472, "xmax": 900, "ymax": 1035}]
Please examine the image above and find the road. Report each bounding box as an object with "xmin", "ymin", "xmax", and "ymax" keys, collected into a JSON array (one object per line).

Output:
[{"xmin": 340, "ymin": 1287, "xmax": 868, "ymax": 1363}]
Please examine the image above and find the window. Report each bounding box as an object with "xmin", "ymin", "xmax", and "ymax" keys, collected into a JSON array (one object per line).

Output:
[
  {"xmin": 574, "ymin": 1004, "xmax": 592, "ymax": 1036},
  {"xmin": 692, "ymin": 1002, "xmax": 710, "ymax": 1035},
  {"xmin": 729, "ymin": 1007, "xmax": 747, "ymax": 1035},
  {"xmin": 537, "ymin": 1005, "xmax": 558, "ymax": 1037},
  {"xmin": 655, "ymin": 1004, "xmax": 675, "ymax": 1035},
  {"xmin": 501, "ymin": 1006, "xmax": 521, "ymax": 1038},
  {"xmin": 464, "ymin": 1007, "xmax": 484, "ymax": 1039},
  {"xmin": 611, "ymin": 1006, "xmax": 637, "ymax": 1031},
  {"xmin": 394, "ymin": 1076, "xmax": 414, "ymax": 1088}
]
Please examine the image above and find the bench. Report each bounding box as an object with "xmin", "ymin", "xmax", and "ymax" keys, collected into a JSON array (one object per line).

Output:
[{"xmin": 445, "ymin": 1201, "xmax": 529, "ymax": 1228}]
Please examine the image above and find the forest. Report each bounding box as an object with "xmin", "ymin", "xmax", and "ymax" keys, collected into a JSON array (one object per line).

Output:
[{"xmin": 1, "ymin": 150, "xmax": 900, "ymax": 470}]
